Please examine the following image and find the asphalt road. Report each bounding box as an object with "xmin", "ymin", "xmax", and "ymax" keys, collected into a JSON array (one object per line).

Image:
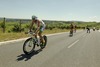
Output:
[{"xmin": 0, "ymin": 30, "xmax": 100, "ymax": 67}]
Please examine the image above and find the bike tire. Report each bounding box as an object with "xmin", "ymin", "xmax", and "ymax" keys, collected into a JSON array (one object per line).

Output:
[
  {"xmin": 43, "ymin": 35, "xmax": 47, "ymax": 47},
  {"xmin": 69, "ymin": 30, "xmax": 73, "ymax": 37},
  {"xmin": 23, "ymin": 38, "xmax": 35, "ymax": 55}
]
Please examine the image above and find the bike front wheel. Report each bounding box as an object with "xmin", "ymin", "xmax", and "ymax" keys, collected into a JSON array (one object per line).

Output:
[{"xmin": 23, "ymin": 38, "xmax": 35, "ymax": 55}]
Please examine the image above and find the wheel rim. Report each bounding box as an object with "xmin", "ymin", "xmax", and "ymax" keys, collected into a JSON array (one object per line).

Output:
[{"xmin": 24, "ymin": 40, "xmax": 34, "ymax": 53}]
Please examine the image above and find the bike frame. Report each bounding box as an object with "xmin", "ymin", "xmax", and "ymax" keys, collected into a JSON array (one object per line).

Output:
[
  {"xmin": 23, "ymin": 32, "xmax": 47, "ymax": 55},
  {"xmin": 27, "ymin": 32, "xmax": 41, "ymax": 45}
]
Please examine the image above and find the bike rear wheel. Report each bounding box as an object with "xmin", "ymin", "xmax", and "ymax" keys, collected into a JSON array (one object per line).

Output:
[
  {"xmin": 23, "ymin": 38, "xmax": 35, "ymax": 55},
  {"xmin": 40, "ymin": 35, "xmax": 47, "ymax": 49},
  {"xmin": 69, "ymin": 30, "xmax": 73, "ymax": 37}
]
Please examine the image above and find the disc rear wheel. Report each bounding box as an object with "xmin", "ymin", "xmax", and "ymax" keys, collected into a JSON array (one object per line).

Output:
[{"xmin": 40, "ymin": 35, "xmax": 47, "ymax": 49}]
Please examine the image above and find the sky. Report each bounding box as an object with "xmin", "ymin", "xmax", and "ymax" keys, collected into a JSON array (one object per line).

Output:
[{"xmin": 0, "ymin": 0, "xmax": 100, "ymax": 22}]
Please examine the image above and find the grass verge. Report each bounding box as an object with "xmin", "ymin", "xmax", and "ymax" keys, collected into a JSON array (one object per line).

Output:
[{"xmin": 0, "ymin": 29, "xmax": 69, "ymax": 42}]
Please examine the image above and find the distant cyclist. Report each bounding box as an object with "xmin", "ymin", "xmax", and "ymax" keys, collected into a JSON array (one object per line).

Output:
[
  {"xmin": 74, "ymin": 24, "xmax": 77, "ymax": 33},
  {"xmin": 69, "ymin": 22, "xmax": 75, "ymax": 36},
  {"xmin": 86, "ymin": 25, "xmax": 90, "ymax": 33},
  {"xmin": 93, "ymin": 27, "xmax": 95, "ymax": 31},
  {"xmin": 29, "ymin": 15, "xmax": 46, "ymax": 45}
]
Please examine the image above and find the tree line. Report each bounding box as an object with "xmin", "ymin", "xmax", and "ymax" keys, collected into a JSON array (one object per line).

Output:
[{"xmin": 0, "ymin": 18, "xmax": 99, "ymax": 33}]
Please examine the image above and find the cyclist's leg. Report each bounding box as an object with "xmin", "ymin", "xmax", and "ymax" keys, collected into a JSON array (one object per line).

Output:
[
  {"xmin": 89, "ymin": 29, "xmax": 90, "ymax": 33},
  {"xmin": 38, "ymin": 26, "xmax": 45, "ymax": 44},
  {"xmin": 34, "ymin": 29, "xmax": 38, "ymax": 45},
  {"xmin": 38, "ymin": 32, "xmax": 44, "ymax": 43},
  {"xmin": 87, "ymin": 29, "xmax": 88, "ymax": 33},
  {"xmin": 34, "ymin": 33, "xmax": 39, "ymax": 46},
  {"xmin": 34, "ymin": 29, "xmax": 38, "ymax": 40}
]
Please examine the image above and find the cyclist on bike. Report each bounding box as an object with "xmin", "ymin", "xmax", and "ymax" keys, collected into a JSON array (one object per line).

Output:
[
  {"xmin": 74, "ymin": 24, "xmax": 77, "ymax": 33},
  {"xmin": 69, "ymin": 22, "xmax": 75, "ymax": 36},
  {"xmin": 93, "ymin": 27, "xmax": 95, "ymax": 31},
  {"xmin": 29, "ymin": 15, "xmax": 46, "ymax": 45},
  {"xmin": 86, "ymin": 25, "xmax": 90, "ymax": 33}
]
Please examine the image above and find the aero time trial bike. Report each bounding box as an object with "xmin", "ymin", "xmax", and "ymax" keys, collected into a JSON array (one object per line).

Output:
[{"xmin": 23, "ymin": 32, "xmax": 47, "ymax": 55}]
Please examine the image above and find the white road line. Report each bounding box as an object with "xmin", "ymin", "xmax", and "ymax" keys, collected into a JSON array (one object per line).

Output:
[
  {"xmin": 0, "ymin": 30, "xmax": 82, "ymax": 45},
  {"xmin": 68, "ymin": 40, "xmax": 79, "ymax": 48},
  {"xmin": 0, "ymin": 38, "xmax": 28, "ymax": 45},
  {"xmin": 47, "ymin": 32, "xmax": 67, "ymax": 36},
  {"xmin": 0, "ymin": 32, "xmax": 67, "ymax": 45}
]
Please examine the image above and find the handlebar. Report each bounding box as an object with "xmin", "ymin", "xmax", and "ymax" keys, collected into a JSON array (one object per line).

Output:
[{"xmin": 25, "ymin": 31, "xmax": 36, "ymax": 36}]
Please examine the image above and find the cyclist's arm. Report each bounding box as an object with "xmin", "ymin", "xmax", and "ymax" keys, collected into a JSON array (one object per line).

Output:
[
  {"xmin": 35, "ymin": 20, "xmax": 40, "ymax": 34},
  {"xmin": 29, "ymin": 20, "xmax": 34, "ymax": 32}
]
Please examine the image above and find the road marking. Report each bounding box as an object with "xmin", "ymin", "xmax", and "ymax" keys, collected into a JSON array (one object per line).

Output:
[
  {"xmin": 0, "ymin": 32, "xmax": 67, "ymax": 45},
  {"xmin": 0, "ymin": 30, "xmax": 82, "ymax": 45},
  {"xmin": 68, "ymin": 40, "xmax": 79, "ymax": 48},
  {"xmin": 0, "ymin": 38, "xmax": 28, "ymax": 45},
  {"xmin": 47, "ymin": 32, "xmax": 67, "ymax": 36}
]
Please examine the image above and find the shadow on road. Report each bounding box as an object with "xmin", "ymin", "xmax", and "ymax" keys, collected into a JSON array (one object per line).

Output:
[{"xmin": 16, "ymin": 48, "xmax": 42, "ymax": 61}]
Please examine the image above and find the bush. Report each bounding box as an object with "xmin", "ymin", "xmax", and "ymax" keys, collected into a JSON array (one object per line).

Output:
[
  {"xmin": 8, "ymin": 30, "xmax": 11, "ymax": 33},
  {"xmin": 25, "ymin": 24, "xmax": 30, "ymax": 29},
  {"xmin": 0, "ymin": 22, "xmax": 6, "ymax": 33},
  {"xmin": 12, "ymin": 24, "xmax": 20, "ymax": 32},
  {"xmin": 12, "ymin": 24, "xmax": 24, "ymax": 32}
]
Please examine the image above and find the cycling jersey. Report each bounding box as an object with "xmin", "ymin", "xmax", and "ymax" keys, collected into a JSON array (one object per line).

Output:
[{"xmin": 35, "ymin": 18, "xmax": 46, "ymax": 32}]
